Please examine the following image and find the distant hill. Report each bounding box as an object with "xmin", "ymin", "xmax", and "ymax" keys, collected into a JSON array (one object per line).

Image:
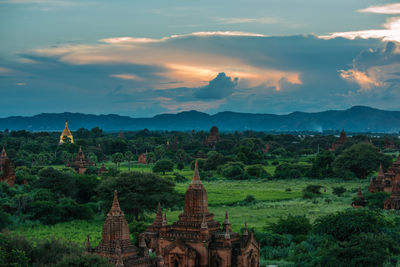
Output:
[{"xmin": 0, "ymin": 106, "xmax": 399, "ymax": 133}]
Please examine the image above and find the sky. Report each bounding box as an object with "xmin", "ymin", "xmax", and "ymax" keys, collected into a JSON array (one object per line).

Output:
[{"xmin": 0, "ymin": 0, "xmax": 399, "ymax": 117}]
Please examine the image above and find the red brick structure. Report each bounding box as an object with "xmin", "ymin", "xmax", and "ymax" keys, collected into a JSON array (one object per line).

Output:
[
  {"xmin": 351, "ymin": 186, "xmax": 366, "ymax": 208},
  {"xmin": 206, "ymin": 126, "xmax": 221, "ymax": 148},
  {"xmin": 67, "ymin": 146, "xmax": 93, "ymax": 174},
  {"xmin": 384, "ymin": 180, "xmax": 400, "ymax": 210},
  {"xmin": 87, "ymin": 190, "xmax": 162, "ymax": 267},
  {"xmin": 138, "ymin": 153, "xmax": 147, "ymax": 164},
  {"xmin": 369, "ymin": 155, "xmax": 400, "ymax": 194},
  {"xmin": 98, "ymin": 162, "xmax": 108, "ymax": 175},
  {"xmin": 368, "ymin": 163, "xmax": 385, "ymax": 193},
  {"xmin": 0, "ymin": 147, "xmax": 16, "ymax": 186},
  {"xmin": 140, "ymin": 161, "xmax": 260, "ymax": 267},
  {"xmin": 329, "ymin": 128, "xmax": 346, "ymax": 151}
]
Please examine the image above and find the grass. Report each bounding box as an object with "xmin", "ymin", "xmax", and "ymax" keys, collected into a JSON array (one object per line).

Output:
[{"xmin": 9, "ymin": 178, "xmax": 367, "ymax": 248}]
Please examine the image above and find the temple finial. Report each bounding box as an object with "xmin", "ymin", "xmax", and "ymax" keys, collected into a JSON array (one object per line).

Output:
[
  {"xmin": 201, "ymin": 213, "xmax": 208, "ymax": 229},
  {"xmin": 162, "ymin": 212, "xmax": 168, "ymax": 226},
  {"xmin": 243, "ymin": 222, "xmax": 248, "ymax": 236},
  {"xmin": 191, "ymin": 160, "xmax": 201, "ymax": 184},
  {"xmin": 109, "ymin": 190, "xmax": 121, "ymax": 215},
  {"xmin": 1, "ymin": 146, "xmax": 6, "ymax": 158}
]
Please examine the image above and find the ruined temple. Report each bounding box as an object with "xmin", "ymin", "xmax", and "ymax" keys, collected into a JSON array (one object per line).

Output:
[
  {"xmin": 67, "ymin": 146, "xmax": 93, "ymax": 174},
  {"xmin": 138, "ymin": 153, "xmax": 147, "ymax": 164},
  {"xmin": 351, "ymin": 186, "xmax": 366, "ymax": 208},
  {"xmin": 0, "ymin": 147, "xmax": 16, "ymax": 186},
  {"xmin": 206, "ymin": 126, "xmax": 221, "ymax": 148},
  {"xmin": 329, "ymin": 128, "xmax": 346, "ymax": 151},
  {"xmin": 87, "ymin": 190, "xmax": 162, "ymax": 267},
  {"xmin": 98, "ymin": 162, "xmax": 108, "ymax": 175},
  {"xmin": 59, "ymin": 120, "xmax": 74, "ymax": 144},
  {"xmin": 140, "ymin": 161, "xmax": 259, "ymax": 267},
  {"xmin": 369, "ymin": 155, "xmax": 400, "ymax": 194}
]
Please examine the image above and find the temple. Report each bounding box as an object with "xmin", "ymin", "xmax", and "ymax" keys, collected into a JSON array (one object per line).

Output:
[
  {"xmin": 67, "ymin": 146, "xmax": 93, "ymax": 174},
  {"xmin": 98, "ymin": 162, "xmax": 108, "ymax": 175},
  {"xmin": 138, "ymin": 153, "xmax": 147, "ymax": 164},
  {"xmin": 329, "ymin": 128, "xmax": 346, "ymax": 151},
  {"xmin": 86, "ymin": 190, "xmax": 162, "ymax": 267},
  {"xmin": 351, "ymin": 186, "xmax": 366, "ymax": 208},
  {"xmin": 140, "ymin": 160, "xmax": 259, "ymax": 267},
  {"xmin": 0, "ymin": 147, "xmax": 16, "ymax": 186},
  {"xmin": 59, "ymin": 120, "xmax": 74, "ymax": 144},
  {"xmin": 369, "ymin": 155, "xmax": 400, "ymax": 194},
  {"xmin": 206, "ymin": 126, "xmax": 221, "ymax": 148},
  {"xmin": 368, "ymin": 155, "xmax": 400, "ymax": 209}
]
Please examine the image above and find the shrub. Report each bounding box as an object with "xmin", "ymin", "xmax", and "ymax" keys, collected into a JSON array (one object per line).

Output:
[
  {"xmin": 245, "ymin": 164, "xmax": 270, "ymax": 179},
  {"xmin": 269, "ymin": 214, "xmax": 312, "ymax": 238},
  {"xmin": 332, "ymin": 186, "xmax": 346, "ymax": 197},
  {"xmin": 302, "ymin": 184, "xmax": 322, "ymax": 199}
]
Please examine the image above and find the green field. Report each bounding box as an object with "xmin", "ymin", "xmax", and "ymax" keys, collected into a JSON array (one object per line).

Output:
[{"xmin": 10, "ymin": 178, "xmax": 366, "ymax": 248}]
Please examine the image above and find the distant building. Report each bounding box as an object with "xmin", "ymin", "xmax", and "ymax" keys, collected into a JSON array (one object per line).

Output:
[
  {"xmin": 98, "ymin": 162, "xmax": 108, "ymax": 175},
  {"xmin": 59, "ymin": 120, "xmax": 74, "ymax": 144},
  {"xmin": 206, "ymin": 126, "xmax": 221, "ymax": 148},
  {"xmin": 329, "ymin": 128, "xmax": 346, "ymax": 151},
  {"xmin": 368, "ymin": 155, "xmax": 400, "ymax": 209},
  {"xmin": 351, "ymin": 186, "xmax": 366, "ymax": 208},
  {"xmin": 138, "ymin": 153, "xmax": 147, "ymax": 164},
  {"xmin": 0, "ymin": 147, "xmax": 16, "ymax": 186},
  {"xmin": 67, "ymin": 146, "xmax": 93, "ymax": 174}
]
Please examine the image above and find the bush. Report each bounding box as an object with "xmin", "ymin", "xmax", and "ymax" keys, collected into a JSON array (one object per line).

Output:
[
  {"xmin": 245, "ymin": 164, "xmax": 270, "ymax": 179},
  {"xmin": 243, "ymin": 194, "xmax": 256, "ymax": 203},
  {"xmin": 173, "ymin": 172, "xmax": 187, "ymax": 183},
  {"xmin": 269, "ymin": 214, "xmax": 312, "ymax": 237},
  {"xmin": 302, "ymin": 185, "xmax": 323, "ymax": 199},
  {"xmin": 152, "ymin": 159, "xmax": 174, "ymax": 174},
  {"xmin": 332, "ymin": 186, "xmax": 346, "ymax": 196}
]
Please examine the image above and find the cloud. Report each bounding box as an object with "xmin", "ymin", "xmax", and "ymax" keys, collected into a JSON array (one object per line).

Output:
[
  {"xmin": 216, "ymin": 17, "xmax": 278, "ymax": 25},
  {"xmin": 3, "ymin": 32, "xmax": 399, "ymax": 116},
  {"xmin": 194, "ymin": 72, "xmax": 238, "ymax": 100},
  {"xmin": 340, "ymin": 42, "xmax": 400, "ymax": 91},
  {"xmin": 319, "ymin": 17, "xmax": 400, "ymax": 42},
  {"xmin": 359, "ymin": 3, "xmax": 400, "ymax": 15},
  {"xmin": 111, "ymin": 74, "xmax": 143, "ymax": 81}
]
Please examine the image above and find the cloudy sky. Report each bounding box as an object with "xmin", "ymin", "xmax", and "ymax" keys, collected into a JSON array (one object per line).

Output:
[{"xmin": 0, "ymin": 0, "xmax": 399, "ymax": 117}]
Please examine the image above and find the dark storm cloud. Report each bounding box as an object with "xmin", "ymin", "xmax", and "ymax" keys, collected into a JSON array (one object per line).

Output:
[
  {"xmin": 194, "ymin": 72, "xmax": 238, "ymax": 100},
  {"xmin": 352, "ymin": 42, "xmax": 400, "ymax": 71}
]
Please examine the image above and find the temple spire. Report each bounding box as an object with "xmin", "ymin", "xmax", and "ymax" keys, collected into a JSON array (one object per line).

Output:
[
  {"xmin": 152, "ymin": 203, "xmax": 163, "ymax": 226},
  {"xmin": 357, "ymin": 186, "xmax": 364, "ymax": 199},
  {"xmin": 1, "ymin": 146, "xmax": 6, "ymax": 158},
  {"xmin": 109, "ymin": 190, "xmax": 122, "ymax": 215},
  {"xmin": 162, "ymin": 212, "xmax": 168, "ymax": 226},
  {"xmin": 243, "ymin": 222, "xmax": 248, "ymax": 237},
  {"xmin": 85, "ymin": 235, "xmax": 91, "ymax": 252},
  {"xmin": 191, "ymin": 160, "xmax": 201, "ymax": 184},
  {"xmin": 223, "ymin": 211, "xmax": 231, "ymax": 232}
]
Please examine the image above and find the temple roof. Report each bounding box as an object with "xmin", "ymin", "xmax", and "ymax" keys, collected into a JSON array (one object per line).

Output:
[{"xmin": 61, "ymin": 120, "xmax": 72, "ymax": 137}]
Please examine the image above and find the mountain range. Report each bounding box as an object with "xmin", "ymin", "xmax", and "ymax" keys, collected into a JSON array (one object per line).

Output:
[{"xmin": 0, "ymin": 106, "xmax": 399, "ymax": 133}]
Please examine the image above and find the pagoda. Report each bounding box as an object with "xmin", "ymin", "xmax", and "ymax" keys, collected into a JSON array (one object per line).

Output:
[
  {"xmin": 59, "ymin": 120, "xmax": 74, "ymax": 144},
  {"xmin": 140, "ymin": 161, "xmax": 259, "ymax": 267},
  {"xmin": 87, "ymin": 190, "xmax": 161, "ymax": 267},
  {"xmin": 329, "ymin": 128, "xmax": 346, "ymax": 151},
  {"xmin": 384, "ymin": 181, "xmax": 400, "ymax": 210},
  {"xmin": 206, "ymin": 126, "xmax": 221, "ymax": 148},
  {"xmin": 368, "ymin": 163, "xmax": 385, "ymax": 193},
  {"xmin": 351, "ymin": 186, "xmax": 366, "ymax": 208},
  {"xmin": 138, "ymin": 153, "xmax": 147, "ymax": 164},
  {"xmin": 0, "ymin": 147, "xmax": 16, "ymax": 186},
  {"xmin": 67, "ymin": 146, "xmax": 93, "ymax": 174}
]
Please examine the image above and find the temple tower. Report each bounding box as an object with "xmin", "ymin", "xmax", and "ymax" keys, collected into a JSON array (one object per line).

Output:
[{"xmin": 59, "ymin": 120, "xmax": 74, "ymax": 144}]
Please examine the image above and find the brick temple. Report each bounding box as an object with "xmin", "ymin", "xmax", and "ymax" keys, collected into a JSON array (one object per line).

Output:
[
  {"xmin": 141, "ymin": 160, "xmax": 259, "ymax": 267},
  {"xmin": 206, "ymin": 126, "xmax": 221, "ymax": 148},
  {"xmin": 368, "ymin": 155, "xmax": 400, "ymax": 209},
  {"xmin": 0, "ymin": 147, "xmax": 16, "ymax": 186},
  {"xmin": 91, "ymin": 161, "xmax": 259, "ymax": 267},
  {"xmin": 86, "ymin": 190, "xmax": 162, "ymax": 267},
  {"xmin": 67, "ymin": 146, "xmax": 93, "ymax": 174},
  {"xmin": 329, "ymin": 128, "xmax": 346, "ymax": 151}
]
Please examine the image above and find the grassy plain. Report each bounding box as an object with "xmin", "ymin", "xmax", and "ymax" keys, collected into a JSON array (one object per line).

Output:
[{"xmin": 10, "ymin": 177, "xmax": 367, "ymax": 248}]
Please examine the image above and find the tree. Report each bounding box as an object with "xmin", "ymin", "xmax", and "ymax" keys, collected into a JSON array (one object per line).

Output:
[
  {"xmin": 269, "ymin": 214, "xmax": 312, "ymax": 237},
  {"xmin": 333, "ymin": 144, "xmax": 392, "ymax": 179},
  {"xmin": 112, "ymin": 152, "xmax": 124, "ymax": 169},
  {"xmin": 125, "ymin": 151, "xmax": 134, "ymax": 171},
  {"xmin": 332, "ymin": 186, "xmax": 346, "ymax": 197},
  {"xmin": 153, "ymin": 159, "xmax": 174, "ymax": 175},
  {"xmin": 96, "ymin": 171, "xmax": 182, "ymax": 218}
]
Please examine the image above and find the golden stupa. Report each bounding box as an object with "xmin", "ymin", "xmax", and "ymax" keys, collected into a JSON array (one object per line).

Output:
[{"xmin": 59, "ymin": 120, "xmax": 74, "ymax": 144}]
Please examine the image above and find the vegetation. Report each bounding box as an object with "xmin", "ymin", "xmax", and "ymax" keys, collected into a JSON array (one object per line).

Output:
[{"xmin": 1, "ymin": 127, "xmax": 399, "ymax": 266}]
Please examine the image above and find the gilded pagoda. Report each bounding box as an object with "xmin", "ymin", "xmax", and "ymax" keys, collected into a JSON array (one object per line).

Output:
[{"xmin": 59, "ymin": 120, "xmax": 74, "ymax": 144}]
